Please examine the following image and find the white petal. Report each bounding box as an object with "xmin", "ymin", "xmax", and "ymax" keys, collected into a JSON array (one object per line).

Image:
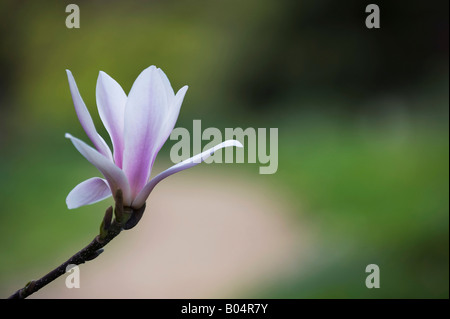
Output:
[
  {"xmin": 165, "ymin": 86, "xmax": 188, "ymax": 140},
  {"xmin": 66, "ymin": 70, "xmax": 113, "ymax": 161},
  {"xmin": 65, "ymin": 133, "xmax": 132, "ymax": 206},
  {"xmin": 66, "ymin": 177, "xmax": 112, "ymax": 209},
  {"xmin": 131, "ymin": 140, "xmax": 243, "ymax": 208},
  {"xmin": 148, "ymin": 85, "xmax": 189, "ymax": 169},
  {"xmin": 96, "ymin": 71, "xmax": 127, "ymax": 168},
  {"xmin": 157, "ymin": 68, "xmax": 175, "ymax": 102},
  {"xmin": 122, "ymin": 66, "xmax": 169, "ymax": 198}
]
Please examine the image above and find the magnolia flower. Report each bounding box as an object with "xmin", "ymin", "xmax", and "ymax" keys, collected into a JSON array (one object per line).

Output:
[{"xmin": 65, "ymin": 66, "xmax": 242, "ymax": 210}]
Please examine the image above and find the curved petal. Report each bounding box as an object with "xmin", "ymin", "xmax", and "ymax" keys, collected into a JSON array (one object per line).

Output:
[
  {"xmin": 149, "ymin": 85, "xmax": 189, "ymax": 169},
  {"xmin": 66, "ymin": 177, "xmax": 112, "ymax": 209},
  {"xmin": 161, "ymin": 85, "xmax": 188, "ymax": 146},
  {"xmin": 131, "ymin": 140, "xmax": 243, "ymax": 208},
  {"xmin": 96, "ymin": 71, "xmax": 127, "ymax": 168},
  {"xmin": 66, "ymin": 70, "xmax": 113, "ymax": 161},
  {"xmin": 122, "ymin": 66, "xmax": 169, "ymax": 198},
  {"xmin": 157, "ymin": 67, "xmax": 175, "ymax": 104},
  {"xmin": 65, "ymin": 133, "xmax": 132, "ymax": 206}
]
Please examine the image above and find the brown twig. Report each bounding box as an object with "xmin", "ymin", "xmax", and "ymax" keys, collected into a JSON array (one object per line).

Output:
[{"xmin": 8, "ymin": 190, "xmax": 145, "ymax": 299}]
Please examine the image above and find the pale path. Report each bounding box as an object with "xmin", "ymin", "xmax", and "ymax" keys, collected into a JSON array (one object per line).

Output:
[{"xmin": 13, "ymin": 170, "xmax": 313, "ymax": 298}]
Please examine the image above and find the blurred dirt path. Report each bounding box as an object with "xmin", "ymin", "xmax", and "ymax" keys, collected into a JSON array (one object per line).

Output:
[{"xmin": 21, "ymin": 170, "xmax": 312, "ymax": 298}]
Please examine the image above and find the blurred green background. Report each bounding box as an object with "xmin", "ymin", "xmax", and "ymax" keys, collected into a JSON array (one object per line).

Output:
[{"xmin": 0, "ymin": 0, "xmax": 448, "ymax": 298}]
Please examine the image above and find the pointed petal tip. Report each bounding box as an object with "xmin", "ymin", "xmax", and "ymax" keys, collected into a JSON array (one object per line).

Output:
[
  {"xmin": 96, "ymin": 71, "xmax": 109, "ymax": 86},
  {"xmin": 98, "ymin": 70, "xmax": 109, "ymax": 79},
  {"xmin": 65, "ymin": 133, "xmax": 72, "ymax": 139},
  {"xmin": 179, "ymin": 85, "xmax": 189, "ymax": 93},
  {"xmin": 66, "ymin": 70, "xmax": 73, "ymax": 79},
  {"xmin": 142, "ymin": 65, "xmax": 157, "ymax": 73},
  {"xmin": 174, "ymin": 85, "xmax": 188, "ymax": 103},
  {"xmin": 224, "ymin": 139, "xmax": 243, "ymax": 148}
]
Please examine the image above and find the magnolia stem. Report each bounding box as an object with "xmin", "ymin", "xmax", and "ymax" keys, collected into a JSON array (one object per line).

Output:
[{"xmin": 8, "ymin": 190, "xmax": 145, "ymax": 299}]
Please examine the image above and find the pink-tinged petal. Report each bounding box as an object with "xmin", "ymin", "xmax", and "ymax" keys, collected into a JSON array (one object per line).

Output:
[
  {"xmin": 122, "ymin": 66, "xmax": 169, "ymax": 198},
  {"xmin": 65, "ymin": 133, "xmax": 132, "ymax": 206},
  {"xmin": 149, "ymin": 85, "xmax": 189, "ymax": 169},
  {"xmin": 131, "ymin": 140, "xmax": 243, "ymax": 208},
  {"xmin": 96, "ymin": 71, "xmax": 127, "ymax": 168},
  {"xmin": 66, "ymin": 70, "xmax": 113, "ymax": 161},
  {"xmin": 66, "ymin": 177, "xmax": 111, "ymax": 209}
]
